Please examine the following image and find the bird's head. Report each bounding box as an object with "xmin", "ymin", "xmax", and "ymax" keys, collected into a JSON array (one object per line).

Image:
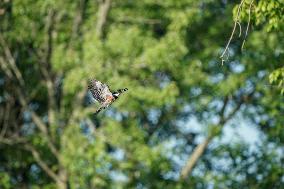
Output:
[
  {"xmin": 112, "ymin": 88, "xmax": 128, "ymax": 99},
  {"xmin": 112, "ymin": 92, "xmax": 120, "ymax": 99}
]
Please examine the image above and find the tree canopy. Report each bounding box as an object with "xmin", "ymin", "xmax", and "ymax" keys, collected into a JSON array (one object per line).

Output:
[{"xmin": 0, "ymin": 0, "xmax": 283, "ymax": 188}]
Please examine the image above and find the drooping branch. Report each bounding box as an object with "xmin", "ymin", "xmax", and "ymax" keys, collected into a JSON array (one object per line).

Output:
[
  {"xmin": 220, "ymin": 0, "xmax": 254, "ymax": 65},
  {"xmin": 220, "ymin": 0, "xmax": 244, "ymax": 65},
  {"xmin": 241, "ymin": 0, "xmax": 254, "ymax": 50}
]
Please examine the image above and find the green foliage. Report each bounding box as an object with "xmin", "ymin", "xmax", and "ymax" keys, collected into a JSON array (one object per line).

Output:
[
  {"xmin": 269, "ymin": 67, "xmax": 284, "ymax": 94},
  {"xmin": 0, "ymin": 0, "xmax": 283, "ymax": 188},
  {"xmin": 0, "ymin": 172, "xmax": 11, "ymax": 189},
  {"xmin": 254, "ymin": 0, "xmax": 284, "ymax": 31}
]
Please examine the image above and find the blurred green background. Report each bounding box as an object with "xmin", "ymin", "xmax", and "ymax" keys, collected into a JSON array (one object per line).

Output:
[{"xmin": 0, "ymin": 0, "xmax": 283, "ymax": 188}]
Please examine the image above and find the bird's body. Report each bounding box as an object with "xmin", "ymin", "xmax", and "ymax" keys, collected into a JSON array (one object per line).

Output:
[{"xmin": 88, "ymin": 79, "xmax": 128, "ymax": 114}]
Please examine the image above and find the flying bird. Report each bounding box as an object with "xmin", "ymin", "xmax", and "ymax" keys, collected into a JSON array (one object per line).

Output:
[{"xmin": 88, "ymin": 79, "xmax": 128, "ymax": 114}]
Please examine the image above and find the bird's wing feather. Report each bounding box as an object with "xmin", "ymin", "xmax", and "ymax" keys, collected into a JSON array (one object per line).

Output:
[
  {"xmin": 101, "ymin": 83, "xmax": 113, "ymax": 100},
  {"xmin": 88, "ymin": 79, "xmax": 112, "ymax": 103}
]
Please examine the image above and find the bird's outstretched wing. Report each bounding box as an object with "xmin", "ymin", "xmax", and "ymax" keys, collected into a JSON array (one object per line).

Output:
[
  {"xmin": 94, "ymin": 105, "xmax": 107, "ymax": 115},
  {"xmin": 88, "ymin": 79, "xmax": 112, "ymax": 104}
]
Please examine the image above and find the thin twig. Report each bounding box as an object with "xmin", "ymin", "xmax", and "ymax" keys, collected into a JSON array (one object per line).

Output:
[
  {"xmin": 220, "ymin": 0, "xmax": 255, "ymax": 65},
  {"xmin": 220, "ymin": 0, "xmax": 245, "ymax": 63},
  {"xmin": 236, "ymin": 21, "xmax": 242, "ymax": 37},
  {"xmin": 241, "ymin": 0, "xmax": 254, "ymax": 50}
]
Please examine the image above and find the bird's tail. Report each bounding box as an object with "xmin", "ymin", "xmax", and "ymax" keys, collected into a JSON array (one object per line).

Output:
[{"xmin": 116, "ymin": 88, "xmax": 128, "ymax": 94}]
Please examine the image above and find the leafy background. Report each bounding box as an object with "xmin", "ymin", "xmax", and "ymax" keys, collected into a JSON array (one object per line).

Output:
[{"xmin": 0, "ymin": 0, "xmax": 283, "ymax": 188}]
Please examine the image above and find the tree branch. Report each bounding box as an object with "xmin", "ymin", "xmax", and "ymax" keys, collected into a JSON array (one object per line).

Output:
[
  {"xmin": 219, "ymin": 95, "xmax": 229, "ymax": 120},
  {"xmin": 220, "ymin": 0, "xmax": 245, "ymax": 65},
  {"xmin": 0, "ymin": 137, "xmax": 61, "ymax": 185},
  {"xmin": 220, "ymin": 0, "xmax": 255, "ymax": 65},
  {"xmin": 0, "ymin": 136, "xmax": 27, "ymax": 145},
  {"xmin": 180, "ymin": 90, "xmax": 255, "ymax": 179},
  {"xmin": 68, "ymin": 96, "xmax": 95, "ymax": 125},
  {"xmin": 0, "ymin": 35, "xmax": 60, "ymax": 161},
  {"xmin": 180, "ymin": 136, "xmax": 212, "ymax": 179},
  {"xmin": 16, "ymin": 88, "xmax": 60, "ymax": 160},
  {"xmin": 0, "ymin": 94, "xmax": 13, "ymax": 138},
  {"xmin": 72, "ymin": 0, "xmax": 87, "ymax": 40},
  {"xmin": 0, "ymin": 57, "xmax": 13, "ymax": 78},
  {"xmin": 25, "ymin": 144, "xmax": 60, "ymax": 183},
  {"xmin": 0, "ymin": 34, "xmax": 25, "ymax": 87},
  {"xmin": 96, "ymin": 0, "xmax": 112, "ymax": 39},
  {"xmin": 241, "ymin": 0, "xmax": 254, "ymax": 50},
  {"xmin": 42, "ymin": 10, "xmax": 57, "ymax": 126}
]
